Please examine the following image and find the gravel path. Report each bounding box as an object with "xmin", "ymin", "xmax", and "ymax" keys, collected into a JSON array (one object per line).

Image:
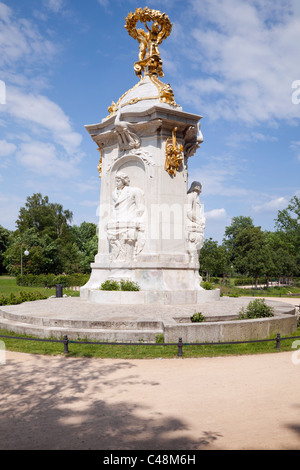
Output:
[{"xmin": 1, "ymin": 349, "xmax": 300, "ymax": 450}]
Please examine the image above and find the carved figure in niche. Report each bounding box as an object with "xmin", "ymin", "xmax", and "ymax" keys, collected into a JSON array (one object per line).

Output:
[
  {"xmin": 107, "ymin": 172, "xmax": 145, "ymax": 262},
  {"xmin": 186, "ymin": 181, "xmax": 206, "ymax": 263}
]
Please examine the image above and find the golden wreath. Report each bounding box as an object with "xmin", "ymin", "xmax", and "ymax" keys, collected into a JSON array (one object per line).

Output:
[{"xmin": 125, "ymin": 7, "xmax": 172, "ymax": 41}]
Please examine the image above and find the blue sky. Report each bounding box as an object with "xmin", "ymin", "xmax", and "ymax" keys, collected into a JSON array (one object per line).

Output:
[{"xmin": 0, "ymin": 0, "xmax": 299, "ymax": 243}]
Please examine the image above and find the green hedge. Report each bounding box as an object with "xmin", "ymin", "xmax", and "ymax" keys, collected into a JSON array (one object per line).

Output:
[
  {"xmin": 16, "ymin": 273, "xmax": 89, "ymax": 288},
  {"xmin": 0, "ymin": 291, "xmax": 48, "ymax": 306},
  {"xmin": 233, "ymin": 277, "xmax": 268, "ymax": 286}
]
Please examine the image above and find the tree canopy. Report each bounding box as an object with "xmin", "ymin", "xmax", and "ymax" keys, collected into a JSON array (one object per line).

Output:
[
  {"xmin": 2, "ymin": 193, "xmax": 97, "ymax": 275},
  {"xmin": 199, "ymin": 195, "xmax": 299, "ymax": 282}
]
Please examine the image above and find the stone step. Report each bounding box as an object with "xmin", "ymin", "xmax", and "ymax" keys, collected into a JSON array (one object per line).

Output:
[
  {"xmin": 0, "ymin": 308, "xmax": 163, "ymax": 331},
  {"xmin": 0, "ymin": 315, "xmax": 164, "ymax": 343}
]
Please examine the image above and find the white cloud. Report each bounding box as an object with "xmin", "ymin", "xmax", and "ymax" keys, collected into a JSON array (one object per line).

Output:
[
  {"xmin": 79, "ymin": 200, "xmax": 99, "ymax": 207},
  {"xmin": 226, "ymin": 131, "xmax": 278, "ymax": 148},
  {"xmin": 188, "ymin": 154, "xmax": 250, "ymax": 197},
  {"xmin": 290, "ymin": 140, "xmax": 300, "ymax": 160},
  {"xmin": 0, "ymin": 140, "xmax": 16, "ymax": 157},
  {"xmin": 252, "ymin": 196, "xmax": 289, "ymax": 213},
  {"xmin": 205, "ymin": 208, "xmax": 227, "ymax": 220},
  {"xmin": 97, "ymin": 0, "xmax": 109, "ymax": 7},
  {"xmin": 0, "ymin": 2, "xmax": 82, "ymax": 158},
  {"xmin": 45, "ymin": 0, "xmax": 65, "ymax": 13},
  {"xmin": 5, "ymin": 86, "xmax": 82, "ymax": 155},
  {"xmin": 175, "ymin": 0, "xmax": 300, "ymax": 124},
  {"xmin": 16, "ymin": 141, "xmax": 79, "ymax": 178},
  {"xmin": 0, "ymin": 2, "xmax": 56, "ymax": 68}
]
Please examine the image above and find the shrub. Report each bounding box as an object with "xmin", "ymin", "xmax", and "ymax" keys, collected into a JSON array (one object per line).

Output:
[
  {"xmin": 100, "ymin": 280, "xmax": 120, "ymax": 291},
  {"xmin": 201, "ymin": 281, "xmax": 214, "ymax": 290},
  {"xmin": 100, "ymin": 279, "xmax": 141, "ymax": 291},
  {"xmin": 119, "ymin": 279, "xmax": 140, "ymax": 291},
  {"xmin": 238, "ymin": 298, "xmax": 274, "ymax": 320},
  {"xmin": 191, "ymin": 312, "xmax": 205, "ymax": 323},
  {"xmin": 155, "ymin": 334, "xmax": 165, "ymax": 343}
]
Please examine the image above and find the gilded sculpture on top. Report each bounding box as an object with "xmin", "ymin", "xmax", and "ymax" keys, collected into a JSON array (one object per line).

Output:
[
  {"xmin": 125, "ymin": 7, "xmax": 172, "ymax": 78},
  {"xmin": 106, "ymin": 8, "xmax": 178, "ymax": 117},
  {"xmin": 122, "ymin": 7, "xmax": 177, "ymax": 108}
]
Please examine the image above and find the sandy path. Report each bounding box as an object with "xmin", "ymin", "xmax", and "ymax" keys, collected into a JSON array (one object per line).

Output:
[{"xmin": 1, "ymin": 349, "xmax": 300, "ymax": 450}]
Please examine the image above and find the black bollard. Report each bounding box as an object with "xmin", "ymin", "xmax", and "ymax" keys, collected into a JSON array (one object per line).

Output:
[
  {"xmin": 56, "ymin": 284, "xmax": 63, "ymax": 298},
  {"xmin": 275, "ymin": 333, "xmax": 281, "ymax": 350},
  {"xmin": 63, "ymin": 335, "xmax": 69, "ymax": 354},
  {"xmin": 177, "ymin": 338, "xmax": 183, "ymax": 357}
]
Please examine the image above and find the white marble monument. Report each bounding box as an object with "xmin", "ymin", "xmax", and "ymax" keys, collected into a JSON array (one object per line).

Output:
[{"xmin": 80, "ymin": 7, "xmax": 219, "ymax": 305}]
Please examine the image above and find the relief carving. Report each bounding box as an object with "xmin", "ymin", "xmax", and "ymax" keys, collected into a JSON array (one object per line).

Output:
[{"xmin": 107, "ymin": 172, "xmax": 145, "ymax": 262}]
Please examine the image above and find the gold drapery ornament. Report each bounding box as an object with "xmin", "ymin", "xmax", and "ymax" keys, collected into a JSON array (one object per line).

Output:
[
  {"xmin": 125, "ymin": 7, "xmax": 172, "ymax": 78},
  {"xmin": 97, "ymin": 147, "xmax": 103, "ymax": 178},
  {"xmin": 165, "ymin": 127, "xmax": 184, "ymax": 176}
]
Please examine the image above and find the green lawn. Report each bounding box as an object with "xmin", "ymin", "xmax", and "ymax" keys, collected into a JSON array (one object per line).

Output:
[
  {"xmin": 0, "ymin": 275, "xmax": 79, "ymax": 298},
  {"xmin": 1, "ymin": 275, "xmax": 299, "ymax": 359},
  {"xmin": 1, "ymin": 327, "xmax": 300, "ymax": 359},
  {"xmin": 219, "ymin": 283, "xmax": 300, "ymax": 298}
]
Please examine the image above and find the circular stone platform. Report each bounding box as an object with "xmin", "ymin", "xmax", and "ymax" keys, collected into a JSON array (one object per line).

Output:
[{"xmin": 0, "ymin": 296, "xmax": 297, "ymax": 344}]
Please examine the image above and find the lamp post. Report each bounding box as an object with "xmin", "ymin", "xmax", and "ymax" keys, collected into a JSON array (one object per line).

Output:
[
  {"xmin": 230, "ymin": 265, "xmax": 233, "ymax": 286},
  {"xmin": 21, "ymin": 248, "xmax": 29, "ymax": 276}
]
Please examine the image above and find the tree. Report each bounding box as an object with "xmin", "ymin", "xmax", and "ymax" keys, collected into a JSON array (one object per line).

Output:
[
  {"xmin": 16, "ymin": 193, "xmax": 73, "ymax": 240},
  {"xmin": 223, "ymin": 216, "xmax": 254, "ymax": 264},
  {"xmin": 234, "ymin": 226, "xmax": 273, "ymax": 287},
  {"xmin": 265, "ymin": 230, "xmax": 298, "ymax": 283},
  {"xmin": 71, "ymin": 222, "xmax": 98, "ymax": 273},
  {"xmin": 3, "ymin": 229, "xmax": 60, "ymax": 275},
  {"xmin": 4, "ymin": 193, "xmax": 78, "ymax": 275},
  {"xmin": 274, "ymin": 195, "xmax": 300, "ymax": 276},
  {"xmin": 0, "ymin": 225, "xmax": 12, "ymax": 274},
  {"xmin": 199, "ymin": 238, "xmax": 230, "ymax": 281}
]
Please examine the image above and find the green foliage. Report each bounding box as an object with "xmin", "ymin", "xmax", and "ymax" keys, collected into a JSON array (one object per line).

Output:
[
  {"xmin": 119, "ymin": 279, "xmax": 140, "ymax": 291},
  {"xmin": 16, "ymin": 193, "xmax": 73, "ymax": 239},
  {"xmin": 100, "ymin": 279, "xmax": 141, "ymax": 291},
  {"xmin": 199, "ymin": 238, "xmax": 231, "ymax": 279},
  {"xmin": 155, "ymin": 334, "xmax": 165, "ymax": 343},
  {"xmin": 238, "ymin": 299, "xmax": 274, "ymax": 319},
  {"xmin": 201, "ymin": 281, "xmax": 214, "ymax": 290},
  {"xmin": 0, "ymin": 225, "xmax": 12, "ymax": 274},
  {"xmin": 190, "ymin": 312, "xmax": 205, "ymax": 323},
  {"xmin": 100, "ymin": 280, "xmax": 121, "ymax": 291},
  {"xmin": 223, "ymin": 216, "xmax": 254, "ymax": 263},
  {"xmin": 3, "ymin": 193, "xmax": 98, "ymax": 276},
  {"xmin": 16, "ymin": 273, "xmax": 89, "ymax": 288},
  {"xmin": 0, "ymin": 291, "xmax": 48, "ymax": 306},
  {"xmin": 234, "ymin": 278, "xmax": 255, "ymax": 286}
]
